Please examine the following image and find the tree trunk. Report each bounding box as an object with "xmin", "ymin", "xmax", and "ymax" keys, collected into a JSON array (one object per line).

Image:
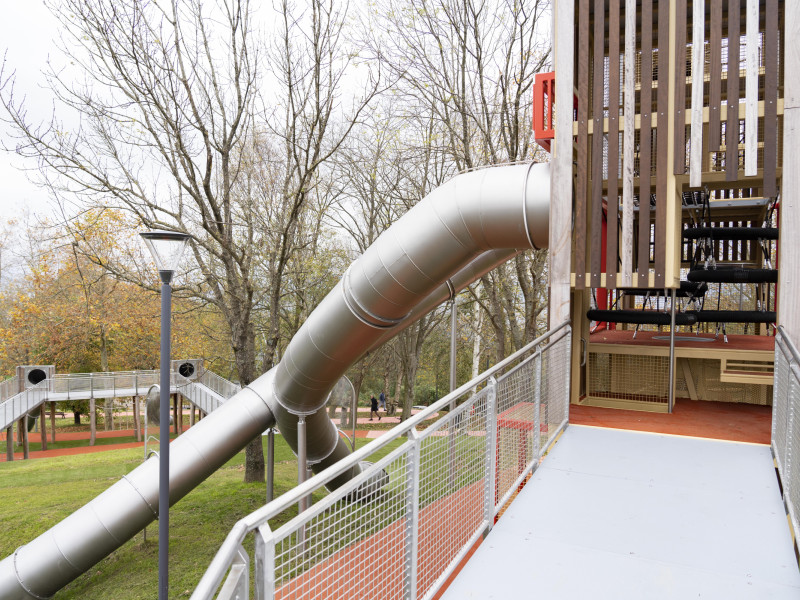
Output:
[
  {"xmin": 133, "ymin": 396, "xmax": 141, "ymax": 442},
  {"xmin": 236, "ymin": 320, "xmax": 265, "ymax": 484},
  {"xmin": 401, "ymin": 355, "xmax": 419, "ymax": 421}
]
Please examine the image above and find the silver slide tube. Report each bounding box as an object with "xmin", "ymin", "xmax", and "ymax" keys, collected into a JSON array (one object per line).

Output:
[
  {"xmin": 0, "ymin": 387, "xmax": 275, "ymax": 600},
  {"xmin": 0, "ymin": 162, "xmax": 549, "ymax": 599}
]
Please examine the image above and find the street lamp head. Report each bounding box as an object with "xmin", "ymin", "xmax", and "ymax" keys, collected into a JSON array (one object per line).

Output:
[{"xmin": 140, "ymin": 230, "xmax": 191, "ymax": 283}]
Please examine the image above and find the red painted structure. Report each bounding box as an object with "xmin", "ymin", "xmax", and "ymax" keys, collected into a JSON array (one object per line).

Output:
[{"xmin": 532, "ymin": 72, "xmax": 556, "ymax": 152}]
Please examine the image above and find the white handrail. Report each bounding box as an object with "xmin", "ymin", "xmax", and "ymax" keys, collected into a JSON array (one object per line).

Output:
[{"xmin": 193, "ymin": 321, "xmax": 571, "ymax": 600}]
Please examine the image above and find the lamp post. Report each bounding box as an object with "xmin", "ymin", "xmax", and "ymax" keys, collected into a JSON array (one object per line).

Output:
[{"xmin": 140, "ymin": 230, "xmax": 190, "ymax": 600}]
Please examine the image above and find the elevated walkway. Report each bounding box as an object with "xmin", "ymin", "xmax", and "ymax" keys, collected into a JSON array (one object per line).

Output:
[
  {"xmin": 442, "ymin": 425, "xmax": 800, "ymax": 599},
  {"xmin": 0, "ymin": 369, "xmax": 239, "ymax": 431}
]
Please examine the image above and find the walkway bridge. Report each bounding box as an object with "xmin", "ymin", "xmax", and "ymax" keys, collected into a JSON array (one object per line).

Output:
[
  {"xmin": 0, "ymin": 365, "xmax": 240, "ymax": 434},
  {"xmin": 194, "ymin": 323, "xmax": 800, "ymax": 600}
]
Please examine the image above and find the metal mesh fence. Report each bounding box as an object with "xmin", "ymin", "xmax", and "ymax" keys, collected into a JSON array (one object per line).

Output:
[
  {"xmin": 588, "ymin": 352, "xmax": 670, "ymax": 407},
  {"xmin": 772, "ymin": 328, "xmax": 800, "ymax": 547},
  {"xmin": 416, "ymin": 390, "xmax": 489, "ymax": 597},
  {"xmin": 271, "ymin": 446, "xmax": 411, "ymax": 599},
  {"xmin": 196, "ymin": 322, "xmax": 572, "ymax": 600}
]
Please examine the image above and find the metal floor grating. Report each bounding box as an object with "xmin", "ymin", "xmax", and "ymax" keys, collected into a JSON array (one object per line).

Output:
[{"xmin": 442, "ymin": 424, "xmax": 800, "ymax": 599}]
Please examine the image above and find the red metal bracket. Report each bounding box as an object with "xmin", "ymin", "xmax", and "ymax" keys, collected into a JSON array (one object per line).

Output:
[{"xmin": 533, "ymin": 72, "xmax": 556, "ymax": 152}]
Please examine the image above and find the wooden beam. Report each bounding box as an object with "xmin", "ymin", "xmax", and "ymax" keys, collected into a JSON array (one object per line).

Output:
[
  {"xmin": 638, "ymin": 0, "xmax": 653, "ymax": 287},
  {"xmin": 690, "ymin": 0, "xmax": 705, "ymax": 188},
  {"xmin": 549, "ymin": 0, "xmax": 574, "ymax": 327},
  {"xmin": 607, "ymin": 0, "xmax": 621, "ymax": 289},
  {"xmin": 575, "ymin": 0, "xmax": 590, "ymax": 290},
  {"xmin": 673, "ymin": 0, "xmax": 688, "ymax": 176},
  {"xmin": 709, "ymin": 0, "xmax": 723, "ymax": 151},
  {"xmin": 780, "ymin": 0, "xmax": 800, "ymax": 342},
  {"xmin": 621, "ymin": 0, "xmax": 636, "ymax": 287},
  {"xmin": 763, "ymin": 0, "xmax": 778, "ymax": 198},
  {"xmin": 654, "ymin": 0, "xmax": 670, "ymax": 287},
  {"xmin": 726, "ymin": 0, "xmax": 741, "ymax": 182},
  {"xmin": 744, "ymin": 0, "xmax": 759, "ymax": 177},
  {"xmin": 590, "ymin": 0, "xmax": 605, "ymax": 288}
]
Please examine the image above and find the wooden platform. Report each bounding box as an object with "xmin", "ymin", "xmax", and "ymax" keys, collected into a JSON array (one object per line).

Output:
[{"xmin": 589, "ymin": 329, "xmax": 774, "ymax": 355}]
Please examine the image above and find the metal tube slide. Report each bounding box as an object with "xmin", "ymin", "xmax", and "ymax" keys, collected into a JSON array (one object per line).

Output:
[
  {"xmin": 0, "ymin": 387, "xmax": 274, "ymax": 600},
  {"xmin": 0, "ymin": 162, "xmax": 549, "ymax": 600}
]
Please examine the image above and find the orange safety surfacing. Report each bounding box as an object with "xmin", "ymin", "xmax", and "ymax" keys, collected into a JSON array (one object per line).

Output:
[{"xmin": 570, "ymin": 399, "xmax": 771, "ymax": 445}]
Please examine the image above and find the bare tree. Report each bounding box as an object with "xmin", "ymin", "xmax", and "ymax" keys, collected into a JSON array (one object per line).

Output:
[
  {"xmin": 1, "ymin": 0, "xmax": 378, "ymax": 482},
  {"xmin": 374, "ymin": 0, "xmax": 552, "ymax": 356}
]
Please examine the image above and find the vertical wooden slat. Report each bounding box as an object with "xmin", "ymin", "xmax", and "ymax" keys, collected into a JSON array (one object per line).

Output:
[
  {"xmin": 779, "ymin": 0, "xmax": 799, "ymax": 341},
  {"xmin": 673, "ymin": 0, "xmax": 688, "ymax": 176},
  {"xmin": 575, "ymin": 0, "xmax": 590, "ymax": 289},
  {"xmin": 590, "ymin": 0, "xmax": 605, "ymax": 288},
  {"xmin": 744, "ymin": 0, "xmax": 759, "ymax": 176},
  {"xmin": 654, "ymin": 0, "xmax": 670, "ymax": 287},
  {"xmin": 606, "ymin": 0, "xmax": 621, "ymax": 289},
  {"xmin": 690, "ymin": 0, "xmax": 706, "ymax": 187},
  {"xmin": 549, "ymin": 0, "xmax": 574, "ymax": 327},
  {"xmin": 638, "ymin": 0, "xmax": 653, "ymax": 287},
  {"xmin": 709, "ymin": 1, "xmax": 723, "ymax": 153},
  {"xmin": 763, "ymin": 0, "xmax": 778, "ymax": 197},
  {"xmin": 726, "ymin": 0, "xmax": 741, "ymax": 181},
  {"xmin": 621, "ymin": 0, "xmax": 636, "ymax": 286}
]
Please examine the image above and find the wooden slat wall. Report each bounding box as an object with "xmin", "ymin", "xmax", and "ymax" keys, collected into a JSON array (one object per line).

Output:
[
  {"xmin": 621, "ymin": 0, "xmax": 636, "ymax": 286},
  {"xmin": 745, "ymin": 0, "xmax": 760, "ymax": 176},
  {"xmin": 673, "ymin": 0, "xmax": 688, "ymax": 176},
  {"xmin": 726, "ymin": 0, "xmax": 741, "ymax": 182},
  {"xmin": 575, "ymin": 0, "xmax": 590, "ymax": 289},
  {"xmin": 638, "ymin": 0, "xmax": 653, "ymax": 287},
  {"xmin": 763, "ymin": 0, "xmax": 778, "ymax": 197},
  {"xmin": 571, "ymin": 0, "xmax": 784, "ymax": 293},
  {"xmin": 606, "ymin": 0, "xmax": 621, "ymax": 290},
  {"xmin": 690, "ymin": 0, "xmax": 705, "ymax": 187},
  {"xmin": 590, "ymin": 0, "xmax": 605, "ymax": 287},
  {"xmin": 654, "ymin": 0, "xmax": 670, "ymax": 287}
]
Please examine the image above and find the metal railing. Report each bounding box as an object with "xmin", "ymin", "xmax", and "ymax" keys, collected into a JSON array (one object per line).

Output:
[
  {"xmin": 0, "ymin": 376, "xmax": 19, "ymax": 403},
  {"xmin": 199, "ymin": 368, "xmax": 241, "ymax": 400},
  {"xmin": 0, "ymin": 380, "xmax": 50, "ymax": 432},
  {"xmin": 193, "ymin": 321, "xmax": 571, "ymax": 600},
  {"xmin": 773, "ymin": 326, "xmax": 800, "ymax": 546},
  {"xmin": 1, "ymin": 368, "xmax": 239, "ymax": 431}
]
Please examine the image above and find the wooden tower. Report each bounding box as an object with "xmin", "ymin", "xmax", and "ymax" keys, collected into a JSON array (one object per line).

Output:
[{"xmin": 546, "ymin": 0, "xmax": 795, "ymax": 412}]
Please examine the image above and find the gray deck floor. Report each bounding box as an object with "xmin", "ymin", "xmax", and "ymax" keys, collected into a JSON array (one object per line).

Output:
[{"xmin": 442, "ymin": 425, "xmax": 800, "ymax": 599}]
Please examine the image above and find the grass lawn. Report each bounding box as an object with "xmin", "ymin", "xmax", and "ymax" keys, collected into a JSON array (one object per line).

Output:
[{"xmin": 0, "ymin": 433, "xmax": 404, "ymax": 599}]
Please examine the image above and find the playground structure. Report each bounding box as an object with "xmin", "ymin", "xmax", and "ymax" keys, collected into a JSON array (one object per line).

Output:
[
  {"xmin": 2, "ymin": 1, "xmax": 800, "ymax": 598},
  {"xmin": 0, "ymin": 361, "xmax": 239, "ymax": 461}
]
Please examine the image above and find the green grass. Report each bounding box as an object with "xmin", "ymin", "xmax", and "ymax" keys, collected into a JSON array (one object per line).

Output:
[{"xmin": 0, "ymin": 433, "xmax": 404, "ymax": 599}]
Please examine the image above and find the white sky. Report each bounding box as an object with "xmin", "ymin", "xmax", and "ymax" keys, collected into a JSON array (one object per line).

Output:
[{"xmin": 0, "ymin": 1, "xmax": 60, "ymax": 222}]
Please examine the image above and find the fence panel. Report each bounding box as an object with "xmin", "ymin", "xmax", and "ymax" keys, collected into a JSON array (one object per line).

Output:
[{"xmin": 193, "ymin": 322, "xmax": 572, "ymax": 600}]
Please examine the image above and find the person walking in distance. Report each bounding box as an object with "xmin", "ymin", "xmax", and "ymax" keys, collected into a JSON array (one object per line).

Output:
[
  {"xmin": 370, "ymin": 394, "xmax": 381, "ymax": 421},
  {"xmin": 379, "ymin": 391, "xmax": 386, "ymax": 413}
]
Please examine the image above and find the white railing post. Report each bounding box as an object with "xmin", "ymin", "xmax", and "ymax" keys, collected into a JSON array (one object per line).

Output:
[
  {"xmin": 255, "ymin": 524, "xmax": 275, "ymax": 600},
  {"xmin": 533, "ymin": 353, "xmax": 542, "ymax": 462},
  {"xmin": 405, "ymin": 429, "xmax": 421, "ymax": 600},
  {"xmin": 484, "ymin": 377, "xmax": 498, "ymax": 532}
]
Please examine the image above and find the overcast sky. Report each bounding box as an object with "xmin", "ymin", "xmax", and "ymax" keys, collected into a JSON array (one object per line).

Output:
[{"xmin": 0, "ymin": 1, "xmax": 60, "ymax": 222}]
